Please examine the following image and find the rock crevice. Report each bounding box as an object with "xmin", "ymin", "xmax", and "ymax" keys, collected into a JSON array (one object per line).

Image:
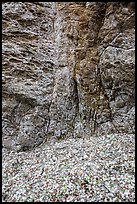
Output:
[{"xmin": 2, "ymin": 2, "xmax": 135, "ymax": 151}]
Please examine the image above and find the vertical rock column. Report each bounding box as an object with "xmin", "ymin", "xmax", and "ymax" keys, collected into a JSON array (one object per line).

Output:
[
  {"xmin": 73, "ymin": 3, "xmax": 108, "ymax": 136},
  {"xmin": 48, "ymin": 3, "xmax": 79, "ymax": 139},
  {"xmin": 97, "ymin": 2, "xmax": 135, "ymax": 134}
]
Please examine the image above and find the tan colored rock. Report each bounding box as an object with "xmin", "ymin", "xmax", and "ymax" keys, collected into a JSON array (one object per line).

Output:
[{"xmin": 2, "ymin": 2, "xmax": 135, "ymax": 151}]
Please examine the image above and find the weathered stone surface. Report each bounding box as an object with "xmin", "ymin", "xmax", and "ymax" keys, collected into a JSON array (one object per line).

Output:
[
  {"xmin": 2, "ymin": 2, "xmax": 135, "ymax": 151},
  {"xmin": 2, "ymin": 2, "xmax": 56, "ymax": 150}
]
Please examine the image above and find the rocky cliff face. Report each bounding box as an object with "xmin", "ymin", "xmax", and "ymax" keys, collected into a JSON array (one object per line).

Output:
[{"xmin": 2, "ymin": 2, "xmax": 135, "ymax": 151}]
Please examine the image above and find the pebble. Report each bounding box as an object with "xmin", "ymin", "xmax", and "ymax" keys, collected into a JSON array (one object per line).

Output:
[{"xmin": 2, "ymin": 133, "xmax": 135, "ymax": 202}]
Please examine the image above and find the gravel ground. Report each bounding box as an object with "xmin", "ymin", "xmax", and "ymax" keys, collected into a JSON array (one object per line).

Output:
[{"xmin": 2, "ymin": 133, "xmax": 135, "ymax": 202}]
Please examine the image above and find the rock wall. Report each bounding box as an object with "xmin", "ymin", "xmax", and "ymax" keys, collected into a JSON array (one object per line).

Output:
[{"xmin": 2, "ymin": 2, "xmax": 135, "ymax": 151}]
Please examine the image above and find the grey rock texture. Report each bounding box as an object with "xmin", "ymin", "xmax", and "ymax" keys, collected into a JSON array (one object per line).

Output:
[{"xmin": 2, "ymin": 2, "xmax": 135, "ymax": 151}]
